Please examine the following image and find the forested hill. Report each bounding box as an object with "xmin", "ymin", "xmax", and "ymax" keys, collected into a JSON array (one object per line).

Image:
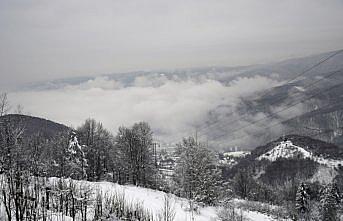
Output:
[
  {"xmin": 0, "ymin": 114, "xmax": 70, "ymax": 139},
  {"xmin": 223, "ymin": 135, "xmax": 343, "ymax": 191}
]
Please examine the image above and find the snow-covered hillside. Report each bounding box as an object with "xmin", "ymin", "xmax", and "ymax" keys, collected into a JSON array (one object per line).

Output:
[
  {"xmin": 258, "ymin": 140, "xmax": 343, "ymax": 168},
  {"xmin": 224, "ymin": 151, "xmax": 250, "ymax": 158},
  {"xmin": 257, "ymin": 140, "xmax": 311, "ymax": 161},
  {"xmin": 219, "ymin": 151, "xmax": 250, "ymax": 166},
  {"xmin": 46, "ymin": 178, "xmax": 287, "ymax": 221}
]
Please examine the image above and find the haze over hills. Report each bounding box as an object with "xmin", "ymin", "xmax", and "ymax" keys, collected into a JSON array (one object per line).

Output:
[
  {"xmin": 9, "ymin": 49, "xmax": 343, "ymax": 150},
  {"xmin": 23, "ymin": 50, "xmax": 343, "ymax": 91}
]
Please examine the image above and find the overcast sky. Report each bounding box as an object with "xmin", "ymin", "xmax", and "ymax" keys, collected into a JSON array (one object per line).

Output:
[{"xmin": 1, "ymin": 0, "xmax": 343, "ymax": 90}]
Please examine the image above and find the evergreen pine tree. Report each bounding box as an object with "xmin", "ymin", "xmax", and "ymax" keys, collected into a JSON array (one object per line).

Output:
[
  {"xmin": 334, "ymin": 165, "xmax": 343, "ymax": 196},
  {"xmin": 67, "ymin": 131, "xmax": 88, "ymax": 179},
  {"xmin": 295, "ymin": 182, "xmax": 310, "ymax": 220},
  {"xmin": 50, "ymin": 131, "xmax": 87, "ymax": 179},
  {"xmin": 320, "ymin": 184, "xmax": 339, "ymax": 221},
  {"xmin": 195, "ymin": 166, "xmax": 221, "ymax": 205}
]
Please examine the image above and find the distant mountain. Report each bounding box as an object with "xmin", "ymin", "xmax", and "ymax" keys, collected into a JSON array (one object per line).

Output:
[
  {"xmin": 20, "ymin": 49, "xmax": 343, "ymax": 149},
  {"xmin": 24, "ymin": 50, "xmax": 343, "ymax": 91},
  {"xmin": 255, "ymin": 135, "xmax": 343, "ymax": 184},
  {"xmin": 224, "ymin": 135, "xmax": 343, "ymax": 185},
  {"xmin": 203, "ymin": 51, "xmax": 343, "ymax": 149},
  {"xmin": 251, "ymin": 134, "xmax": 343, "ymax": 160},
  {"xmin": 0, "ymin": 114, "xmax": 70, "ymax": 139}
]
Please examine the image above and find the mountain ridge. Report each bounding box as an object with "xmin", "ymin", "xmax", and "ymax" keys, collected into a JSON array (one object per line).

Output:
[
  {"xmin": 22, "ymin": 49, "xmax": 343, "ymax": 91},
  {"xmin": 0, "ymin": 114, "xmax": 71, "ymax": 139}
]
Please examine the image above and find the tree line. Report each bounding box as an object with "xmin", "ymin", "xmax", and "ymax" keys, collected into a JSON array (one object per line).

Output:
[
  {"xmin": 0, "ymin": 113, "xmax": 222, "ymax": 218},
  {"xmin": 1, "ymin": 91, "xmax": 342, "ymax": 220}
]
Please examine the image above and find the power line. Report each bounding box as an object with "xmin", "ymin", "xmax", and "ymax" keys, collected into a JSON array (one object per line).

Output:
[
  {"xmin": 213, "ymin": 82, "xmax": 343, "ymax": 142},
  {"xmin": 193, "ymin": 50, "xmax": 343, "ymax": 138},
  {"xmin": 211, "ymin": 83, "xmax": 343, "ymax": 147},
  {"xmin": 259, "ymin": 49, "xmax": 343, "ymax": 97},
  {"xmin": 179, "ymin": 67, "xmax": 343, "ymax": 145},
  {"xmin": 164, "ymin": 50, "xmax": 343, "ymax": 145},
  {"xmin": 215, "ymin": 106, "xmax": 343, "ymax": 149},
  {"xmin": 196, "ymin": 68, "xmax": 343, "ymax": 139}
]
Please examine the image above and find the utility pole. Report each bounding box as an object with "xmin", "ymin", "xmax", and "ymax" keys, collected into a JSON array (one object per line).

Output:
[
  {"xmin": 152, "ymin": 141, "xmax": 158, "ymax": 188},
  {"xmin": 154, "ymin": 142, "xmax": 157, "ymax": 167},
  {"xmin": 195, "ymin": 127, "xmax": 198, "ymax": 145}
]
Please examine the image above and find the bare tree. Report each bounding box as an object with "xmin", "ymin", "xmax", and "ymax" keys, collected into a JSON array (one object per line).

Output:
[
  {"xmin": 217, "ymin": 201, "xmax": 247, "ymax": 221},
  {"xmin": 233, "ymin": 169, "xmax": 256, "ymax": 199},
  {"xmin": 115, "ymin": 122, "xmax": 156, "ymax": 187},
  {"xmin": 77, "ymin": 119, "xmax": 114, "ymax": 181},
  {"xmin": 15, "ymin": 104, "xmax": 24, "ymax": 114},
  {"xmin": 158, "ymin": 194, "xmax": 176, "ymax": 221},
  {"xmin": 0, "ymin": 92, "xmax": 10, "ymax": 116}
]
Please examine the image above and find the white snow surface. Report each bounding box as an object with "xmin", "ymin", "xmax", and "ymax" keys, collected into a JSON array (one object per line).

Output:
[
  {"xmin": 47, "ymin": 178, "xmax": 284, "ymax": 221},
  {"xmin": 223, "ymin": 151, "xmax": 250, "ymax": 158},
  {"xmin": 310, "ymin": 165, "xmax": 338, "ymax": 184},
  {"xmin": 257, "ymin": 141, "xmax": 343, "ymax": 168},
  {"xmin": 219, "ymin": 151, "xmax": 250, "ymax": 166},
  {"xmin": 258, "ymin": 141, "xmax": 311, "ymax": 161},
  {"xmin": 95, "ymin": 181, "xmax": 218, "ymax": 221},
  {"xmin": 244, "ymin": 211, "xmax": 279, "ymax": 221}
]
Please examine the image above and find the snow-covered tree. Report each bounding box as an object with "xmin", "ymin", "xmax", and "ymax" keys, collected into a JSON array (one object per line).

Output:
[
  {"xmin": 174, "ymin": 137, "xmax": 221, "ymax": 205},
  {"xmin": 67, "ymin": 131, "xmax": 87, "ymax": 179},
  {"xmin": 320, "ymin": 183, "xmax": 340, "ymax": 221},
  {"xmin": 334, "ymin": 165, "xmax": 343, "ymax": 199},
  {"xmin": 46, "ymin": 131, "xmax": 87, "ymax": 179},
  {"xmin": 77, "ymin": 119, "xmax": 114, "ymax": 181},
  {"xmin": 295, "ymin": 182, "xmax": 310, "ymax": 220}
]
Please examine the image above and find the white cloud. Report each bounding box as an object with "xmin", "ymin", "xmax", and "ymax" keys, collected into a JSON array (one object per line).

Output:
[
  {"xmin": 65, "ymin": 76, "xmax": 123, "ymax": 90},
  {"xmin": 9, "ymin": 76, "xmax": 282, "ymax": 146}
]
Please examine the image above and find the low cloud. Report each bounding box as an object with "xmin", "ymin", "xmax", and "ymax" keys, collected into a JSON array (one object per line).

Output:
[
  {"xmin": 65, "ymin": 76, "xmax": 124, "ymax": 90},
  {"xmin": 9, "ymin": 75, "xmax": 294, "ymax": 148}
]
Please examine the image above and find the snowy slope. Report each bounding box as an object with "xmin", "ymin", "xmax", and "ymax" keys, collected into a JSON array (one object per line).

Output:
[
  {"xmin": 257, "ymin": 140, "xmax": 311, "ymax": 161},
  {"xmin": 93, "ymin": 181, "xmax": 217, "ymax": 221},
  {"xmin": 257, "ymin": 140, "xmax": 343, "ymax": 168},
  {"xmin": 48, "ymin": 178, "xmax": 287, "ymax": 221},
  {"xmin": 310, "ymin": 166, "xmax": 338, "ymax": 184},
  {"xmin": 219, "ymin": 151, "xmax": 250, "ymax": 166},
  {"xmin": 223, "ymin": 151, "xmax": 250, "ymax": 158}
]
